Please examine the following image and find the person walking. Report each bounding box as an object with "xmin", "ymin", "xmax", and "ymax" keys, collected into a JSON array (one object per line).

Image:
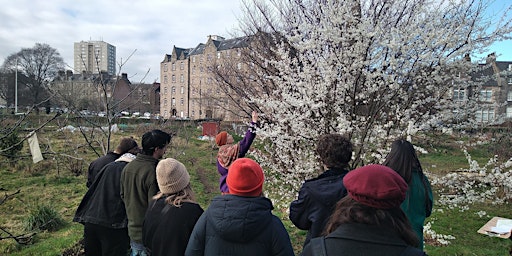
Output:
[
  {"xmin": 143, "ymin": 158, "xmax": 204, "ymax": 256},
  {"xmin": 215, "ymin": 111, "xmax": 258, "ymax": 193},
  {"xmin": 87, "ymin": 137, "xmax": 138, "ymax": 187},
  {"xmin": 301, "ymin": 164, "xmax": 427, "ymax": 256},
  {"xmin": 289, "ymin": 134, "xmax": 353, "ymax": 247},
  {"xmin": 121, "ymin": 129, "xmax": 172, "ymax": 256},
  {"xmin": 185, "ymin": 158, "xmax": 294, "ymax": 256},
  {"xmin": 74, "ymin": 144, "xmax": 141, "ymax": 256},
  {"xmin": 383, "ymin": 139, "xmax": 434, "ymax": 249}
]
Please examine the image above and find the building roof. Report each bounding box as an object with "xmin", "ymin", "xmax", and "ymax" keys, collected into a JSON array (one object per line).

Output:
[
  {"xmin": 217, "ymin": 36, "xmax": 250, "ymax": 51},
  {"xmin": 188, "ymin": 43, "xmax": 206, "ymax": 56},
  {"xmin": 166, "ymin": 35, "xmax": 251, "ymax": 59}
]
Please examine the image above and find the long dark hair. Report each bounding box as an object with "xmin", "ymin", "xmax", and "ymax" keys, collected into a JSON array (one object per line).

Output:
[
  {"xmin": 382, "ymin": 139, "xmax": 422, "ymax": 183},
  {"xmin": 324, "ymin": 196, "xmax": 419, "ymax": 247},
  {"xmin": 383, "ymin": 139, "xmax": 431, "ymax": 215}
]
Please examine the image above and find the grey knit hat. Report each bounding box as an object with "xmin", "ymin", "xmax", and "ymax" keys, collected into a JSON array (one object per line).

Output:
[{"xmin": 156, "ymin": 158, "xmax": 190, "ymax": 195}]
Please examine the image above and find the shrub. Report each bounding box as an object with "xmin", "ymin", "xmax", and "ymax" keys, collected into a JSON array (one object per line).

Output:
[
  {"xmin": 24, "ymin": 205, "xmax": 65, "ymax": 232},
  {"xmin": 0, "ymin": 128, "xmax": 23, "ymax": 161}
]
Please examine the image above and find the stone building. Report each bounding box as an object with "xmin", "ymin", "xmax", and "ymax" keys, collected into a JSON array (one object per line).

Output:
[
  {"xmin": 160, "ymin": 35, "xmax": 250, "ymax": 121},
  {"xmin": 452, "ymin": 54, "xmax": 512, "ymax": 124},
  {"xmin": 51, "ymin": 72, "xmax": 159, "ymax": 116}
]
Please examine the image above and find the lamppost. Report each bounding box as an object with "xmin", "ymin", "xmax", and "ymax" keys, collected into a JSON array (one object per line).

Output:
[{"xmin": 15, "ymin": 58, "xmax": 18, "ymax": 114}]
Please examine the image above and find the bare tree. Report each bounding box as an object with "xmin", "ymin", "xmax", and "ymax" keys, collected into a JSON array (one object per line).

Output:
[
  {"xmin": 48, "ymin": 49, "xmax": 152, "ymax": 156},
  {"xmin": 1, "ymin": 43, "xmax": 65, "ymax": 114}
]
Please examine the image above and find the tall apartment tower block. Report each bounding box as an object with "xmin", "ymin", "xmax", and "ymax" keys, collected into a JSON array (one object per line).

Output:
[{"xmin": 74, "ymin": 40, "xmax": 116, "ymax": 75}]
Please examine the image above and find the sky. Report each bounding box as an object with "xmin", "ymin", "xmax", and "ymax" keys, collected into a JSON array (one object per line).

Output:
[{"xmin": 0, "ymin": 0, "xmax": 510, "ymax": 84}]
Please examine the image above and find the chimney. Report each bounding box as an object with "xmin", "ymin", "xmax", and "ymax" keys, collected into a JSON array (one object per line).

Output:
[
  {"xmin": 486, "ymin": 52, "xmax": 496, "ymax": 64},
  {"xmin": 122, "ymin": 73, "xmax": 128, "ymax": 80},
  {"xmin": 464, "ymin": 53, "xmax": 471, "ymax": 62}
]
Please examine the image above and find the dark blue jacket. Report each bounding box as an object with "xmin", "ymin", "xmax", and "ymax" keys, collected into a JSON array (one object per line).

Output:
[
  {"xmin": 74, "ymin": 156, "xmax": 130, "ymax": 228},
  {"xmin": 289, "ymin": 168, "xmax": 349, "ymax": 246},
  {"xmin": 185, "ymin": 195, "xmax": 294, "ymax": 256}
]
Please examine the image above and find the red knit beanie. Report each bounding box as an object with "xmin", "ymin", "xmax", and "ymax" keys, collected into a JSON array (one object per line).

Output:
[
  {"xmin": 343, "ymin": 164, "xmax": 407, "ymax": 209},
  {"xmin": 226, "ymin": 158, "xmax": 264, "ymax": 197},
  {"xmin": 216, "ymin": 131, "xmax": 228, "ymax": 146}
]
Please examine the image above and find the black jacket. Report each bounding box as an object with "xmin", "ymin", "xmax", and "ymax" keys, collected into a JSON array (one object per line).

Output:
[
  {"xmin": 301, "ymin": 223, "xmax": 427, "ymax": 256},
  {"xmin": 87, "ymin": 151, "xmax": 120, "ymax": 187},
  {"xmin": 74, "ymin": 156, "xmax": 131, "ymax": 228},
  {"xmin": 289, "ymin": 168, "xmax": 349, "ymax": 246},
  {"xmin": 143, "ymin": 199, "xmax": 203, "ymax": 256},
  {"xmin": 185, "ymin": 195, "xmax": 294, "ymax": 256}
]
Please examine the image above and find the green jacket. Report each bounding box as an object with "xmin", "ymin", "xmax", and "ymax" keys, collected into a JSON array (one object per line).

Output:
[
  {"xmin": 401, "ymin": 169, "xmax": 433, "ymax": 249},
  {"xmin": 120, "ymin": 153, "xmax": 160, "ymax": 243}
]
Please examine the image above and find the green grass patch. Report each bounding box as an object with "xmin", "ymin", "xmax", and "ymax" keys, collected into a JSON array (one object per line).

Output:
[{"xmin": 1, "ymin": 124, "xmax": 511, "ymax": 255}]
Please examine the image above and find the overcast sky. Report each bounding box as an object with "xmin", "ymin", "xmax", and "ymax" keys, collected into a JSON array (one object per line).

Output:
[{"xmin": 0, "ymin": 0, "xmax": 510, "ymax": 84}]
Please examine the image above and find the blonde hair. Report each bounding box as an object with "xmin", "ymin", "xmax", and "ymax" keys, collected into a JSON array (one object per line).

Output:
[{"xmin": 153, "ymin": 184, "xmax": 196, "ymax": 207}]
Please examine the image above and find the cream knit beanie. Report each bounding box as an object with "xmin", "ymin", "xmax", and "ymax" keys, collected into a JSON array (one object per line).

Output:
[{"xmin": 156, "ymin": 158, "xmax": 190, "ymax": 195}]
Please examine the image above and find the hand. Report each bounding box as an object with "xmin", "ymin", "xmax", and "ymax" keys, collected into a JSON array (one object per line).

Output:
[{"xmin": 251, "ymin": 111, "xmax": 258, "ymax": 123}]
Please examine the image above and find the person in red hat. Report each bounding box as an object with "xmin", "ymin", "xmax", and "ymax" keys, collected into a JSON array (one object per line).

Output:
[
  {"xmin": 301, "ymin": 164, "xmax": 427, "ymax": 256},
  {"xmin": 185, "ymin": 158, "xmax": 294, "ymax": 256},
  {"xmin": 215, "ymin": 111, "xmax": 259, "ymax": 193}
]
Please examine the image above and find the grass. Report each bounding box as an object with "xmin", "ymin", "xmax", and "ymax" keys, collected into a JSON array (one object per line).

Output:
[{"xmin": 1, "ymin": 122, "xmax": 511, "ymax": 255}]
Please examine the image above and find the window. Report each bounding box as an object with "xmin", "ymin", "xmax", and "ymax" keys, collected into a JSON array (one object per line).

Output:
[
  {"xmin": 508, "ymin": 78, "xmax": 512, "ymax": 85},
  {"xmin": 193, "ymin": 56, "xmax": 196, "ymax": 63},
  {"xmin": 164, "ymin": 63, "xmax": 168, "ymax": 72},
  {"xmin": 217, "ymin": 52, "xmax": 221, "ymax": 59},
  {"xmin": 172, "ymin": 75, "xmax": 176, "ymax": 83},
  {"xmin": 180, "ymin": 74, "xmax": 184, "ymax": 83},
  {"xmin": 181, "ymin": 86, "xmax": 184, "ymax": 94},
  {"xmin": 508, "ymin": 91, "xmax": 512, "ymax": 101},
  {"xmin": 237, "ymin": 49, "xmax": 241, "ymax": 57},
  {"xmin": 164, "ymin": 99, "xmax": 168, "ymax": 107},
  {"xmin": 172, "ymin": 86, "xmax": 176, "ymax": 94},
  {"xmin": 207, "ymin": 54, "xmax": 212, "ymax": 61},
  {"xmin": 475, "ymin": 108, "xmax": 495, "ymax": 122},
  {"xmin": 172, "ymin": 63, "xmax": 176, "ymax": 71},
  {"xmin": 164, "ymin": 75, "xmax": 168, "ymax": 84},
  {"xmin": 507, "ymin": 106, "xmax": 512, "ymax": 118},
  {"xmin": 172, "ymin": 98, "xmax": 176, "ymax": 106},
  {"xmin": 479, "ymin": 89, "xmax": 492, "ymax": 102},
  {"xmin": 180, "ymin": 98, "xmax": 184, "ymax": 105},
  {"xmin": 192, "ymin": 110, "xmax": 195, "ymax": 117},
  {"xmin": 453, "ymin": 89, "xmax": 465, "ymax": 101},
  {"xmin": 180, "ymin": 62, "xmax": 184, "ymax": 70},
  {"xmin": 164, "ymin": 87, "xmax": 168, "ymax": 95},
  {"xmin": 237, "ymin": 63, "xmax": 242, "ymax": 70}
]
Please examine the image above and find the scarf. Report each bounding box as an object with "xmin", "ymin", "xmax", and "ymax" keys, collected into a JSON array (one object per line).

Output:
[{"xmin": 217, "ymin": 143, "xmax": 240, "ymax": 168}]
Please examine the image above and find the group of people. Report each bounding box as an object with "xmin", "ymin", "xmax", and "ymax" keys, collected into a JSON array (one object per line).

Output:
[{"xmin": 74, "ymin": 111, "xmax": 434, "ymax": 256}]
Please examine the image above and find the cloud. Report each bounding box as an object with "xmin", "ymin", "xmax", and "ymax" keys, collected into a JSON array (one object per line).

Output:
[{"xmin": 0, "ymin": 0, "xmax": 243, "ymax": 83}]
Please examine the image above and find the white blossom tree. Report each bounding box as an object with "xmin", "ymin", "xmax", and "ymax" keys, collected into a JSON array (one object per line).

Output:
[{"xmin": 226, "ymin": 0, "xmax": 512, "ymax": 203}]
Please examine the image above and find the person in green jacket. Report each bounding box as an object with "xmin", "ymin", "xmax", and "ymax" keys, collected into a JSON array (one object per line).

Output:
[
  {"xmin": 383, "ymin": 139, "xmax": 434, "ymax": 250},
  {"xmin": 121, "ymin": 129, "xmax": 172, "ymax": 256}
]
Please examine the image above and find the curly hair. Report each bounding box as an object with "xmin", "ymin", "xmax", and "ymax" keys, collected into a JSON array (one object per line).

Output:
[
  {"xmin": 316, "ymin": 134, "xmax": 353, "ymax": 169},
  {"xmin": 153, "ymin": 184, "xmax": 196, "ymax": 208}
]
